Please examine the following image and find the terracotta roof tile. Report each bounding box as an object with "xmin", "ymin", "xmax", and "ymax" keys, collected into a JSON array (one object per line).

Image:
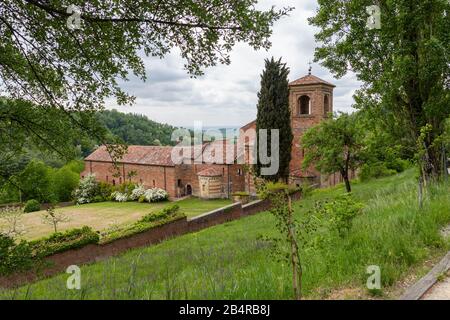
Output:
[
  {"xmin": 85, "ymin": 145, "xmax": 175, "ymax": 166},
  {"xmin": 289, "ymin": 74, "xmax": 335, "ymax": 87}
]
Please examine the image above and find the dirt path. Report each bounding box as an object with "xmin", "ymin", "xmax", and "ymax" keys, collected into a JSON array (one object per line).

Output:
[{"xmin": 422, "ymin": 272, "xmax": 450, "ymax": 300}]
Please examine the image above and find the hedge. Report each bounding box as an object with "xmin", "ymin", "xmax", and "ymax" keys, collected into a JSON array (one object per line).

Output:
[
  {"xmin": 30, "ymin": 226, "xmax": 99, "ymax": 258},
  {"xmin": 100, "ymin": 205, "xmax": 185, "ymax": 244}
]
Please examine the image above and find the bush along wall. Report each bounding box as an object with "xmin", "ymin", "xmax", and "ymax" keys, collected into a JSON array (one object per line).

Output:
[
  {"xmin": 29, "ymin": 226, "xmax": 100, "ymax": 258},
  {"xmin": 99, "ymin": 205, "xmax": 185, "ymax": 244}
]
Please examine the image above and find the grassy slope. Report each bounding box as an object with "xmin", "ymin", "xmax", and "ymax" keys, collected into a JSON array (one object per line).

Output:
[
  {"xmin": 1, "ymin": 169, "xmax": 449, "ymax": 300},
  {"xmin": 2, "ymin": 198, "xmax": 232, "ymax": 241}
]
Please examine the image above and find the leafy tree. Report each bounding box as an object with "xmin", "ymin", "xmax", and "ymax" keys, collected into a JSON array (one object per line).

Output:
[
  {"xmin": 52, "ymin": 166, "xmax": 80, "ymax": 202},
  {"xmin": 0, "ymin": 1, "xmax": 291, "ymax": 160},
  {"xmin": 260, "ymin": 183, "xmax": 303, "ymax": 300},
  {"xmin": 17, "ymin": 160, "xmax": 54, "ymax": 202},
  {"xmin": 41, "ymin": 205, "xmax": 69, "ymax": 233},
  {"xmin": 309, "ymin": 0, "xmax": 450, "ymax": 182},
  {"xmin": 302, "ymin": 113, "xmax": 363, "ymax": 192},
  {"xmin": 96, "ymin": 110, "xmax": 177, "ymax": 146},
  {"xmin": 255, "ymin": 57, "xmax": 293, "ymax": 181}
]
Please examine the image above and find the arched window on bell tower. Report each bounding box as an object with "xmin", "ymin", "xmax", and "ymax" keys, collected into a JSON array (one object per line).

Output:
[
  {"xmin": 324, "ymin": 94, "xmax": 330, "ymax": 115},
  {"xmin": 298, "ymin": 95, "xmax": 310, "ymax": 115}
]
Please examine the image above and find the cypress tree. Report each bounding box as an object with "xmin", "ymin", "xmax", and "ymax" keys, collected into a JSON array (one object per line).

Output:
[{"xmin": 255, "ymin": 57, "xmax": 292, "ymax": 181}]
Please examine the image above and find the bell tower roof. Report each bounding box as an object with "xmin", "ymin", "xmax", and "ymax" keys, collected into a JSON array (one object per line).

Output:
[{"xmin": 289, "ymin": 74, "xmax": 336, "ymax": 87}]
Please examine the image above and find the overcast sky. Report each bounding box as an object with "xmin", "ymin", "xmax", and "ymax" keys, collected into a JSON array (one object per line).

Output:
[{"xmin": 107, "ymin": 0, "xmax": 362, "ymax": 128}]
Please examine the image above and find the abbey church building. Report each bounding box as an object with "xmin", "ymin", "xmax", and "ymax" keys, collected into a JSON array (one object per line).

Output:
[{"xmin": 82, "ymin": 73, "xmax": 352, "ymax": 199}]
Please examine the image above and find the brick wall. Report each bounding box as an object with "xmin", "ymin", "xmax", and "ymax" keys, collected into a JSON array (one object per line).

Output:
[{"xmin": 0, "ymin": 190, "xmax": 302, "ymax": 288}]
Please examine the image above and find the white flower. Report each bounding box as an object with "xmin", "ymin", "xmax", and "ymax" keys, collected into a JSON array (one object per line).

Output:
[{"xmin": 129, "ymin": 184, "xmax": 146, "ymax": 201}]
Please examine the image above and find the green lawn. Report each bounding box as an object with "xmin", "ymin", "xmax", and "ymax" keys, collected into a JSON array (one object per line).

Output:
[
  {"xmin": 0, "ymin": 197, "xmax": 232, "ymax": 241},
  {"xmin": 1, "ymin": 169, "xmax": 449, "ymax": 300}
]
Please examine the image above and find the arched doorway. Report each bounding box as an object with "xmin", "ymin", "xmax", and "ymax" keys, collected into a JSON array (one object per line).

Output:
[{"xmin": 186, "ymin": 184, "xmax": 192, "ymax": 195}]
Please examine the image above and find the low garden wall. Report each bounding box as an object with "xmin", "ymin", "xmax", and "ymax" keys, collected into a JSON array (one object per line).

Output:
[{"xmin": 0, "ymin": 190, "xmax": 301, "ymax": 288}]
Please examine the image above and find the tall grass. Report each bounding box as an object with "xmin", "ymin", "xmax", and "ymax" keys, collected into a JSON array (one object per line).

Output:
[{"xmin": 1, "ymin": 169, "xmax": 449, "ymax": 299}]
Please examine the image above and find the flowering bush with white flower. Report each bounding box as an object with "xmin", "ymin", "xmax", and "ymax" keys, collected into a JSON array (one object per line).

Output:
[
  {"xmin": 143, "ymin": 188, "xmax": 169, "ymax": 202},
  {"xmin": 111, "ymin": 191, "xmax": 128, "ymax": 202},
  {"xmin": 73, "ymin": 174, "xmax": 98, "ymax": 204},
  {"xmin": 129, "ymin": 184, "xmax": 146, "ymax": 201}
]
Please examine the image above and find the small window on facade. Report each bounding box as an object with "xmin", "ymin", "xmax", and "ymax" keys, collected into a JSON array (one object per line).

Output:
[
  {"xmin": 112, "ymin": 179, "xmax": 116, "ymax": 186},
  {"xmin": 140, "ymin": 178, "xmax": 143, "ymax": 184},
  {"xmin": 106, "ymin": 175, "xmax": 109, "ymax": 182},
  {"xmin": 153, "ymin": 180, "xmax": 156, "ymax": 187},
  {"xmin": 177, "ymin": 179, "xmax": 182, "ymax": 188},
  {"xmin": 119, "ymin": 177, "xmax": 122, "ymax": 184},
  {"xmin": 237, "ymin": 169, "xmax": 242, "ymax": 176},
  {"xmin": 299, "ymin": 95, "xmax": 310, "ymax": 115},
  {"xmin": 324, "ymin": 94, "xmax": 330, "ymax": 115}
]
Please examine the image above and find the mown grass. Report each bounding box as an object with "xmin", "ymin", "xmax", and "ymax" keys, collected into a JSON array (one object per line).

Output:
[
  {"xmin": 1, "ymin": 169, "xmax": 449, "ymax": 300},
  {"xmin": 0, "ymin": 197, "xmax": 232, "ymax": 240}
]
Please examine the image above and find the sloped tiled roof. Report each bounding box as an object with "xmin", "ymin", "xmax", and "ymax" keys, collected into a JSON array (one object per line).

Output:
[
  {"xmin": 85, "ymin": 145, "xmax": 175, "ymax": 166},
  {"xmin": 197, "ymin": 167, "xmax": 223, "ymax": 177},
  {"xmin": 289, "ymin": 74, "xmax": 335, "ymax": 87}
]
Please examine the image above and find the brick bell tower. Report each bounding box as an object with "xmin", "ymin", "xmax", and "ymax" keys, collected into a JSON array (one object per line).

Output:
[{"xmin": 288, "ymin": 68, "xmax": 335, "ymax": 185}]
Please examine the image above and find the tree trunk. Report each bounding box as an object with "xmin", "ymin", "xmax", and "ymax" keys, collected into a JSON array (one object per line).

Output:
[{"xmin": 340, "ymin": 169, "xmax": 351, "ymax": 193}]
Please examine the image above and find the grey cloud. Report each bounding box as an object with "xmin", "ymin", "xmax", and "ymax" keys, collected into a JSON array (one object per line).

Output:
[{"xmin": 110, "ymin": 0, "xmax": 361, "ymax": 127}]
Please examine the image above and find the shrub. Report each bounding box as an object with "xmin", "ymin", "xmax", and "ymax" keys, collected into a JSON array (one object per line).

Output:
[
  {"xmin": 101, "ymin": 205, "xmax": 185, "ymax": 244},
  {"xmin": 18, "ymin": 160, "xmax": 54, "ymax": 203},
  {"xmin": 359, "ymin": 163, "xmax": 397, "ymax": 182},
  {"xmin": 111, "ymin": 191, "xmax": 128, "ymax": 202},
  {"xmin": 52, "ymin": 166, "xmax": 79, "ymax": 202},
  {"xmin": 0, "ymin": 233, "xmax": 34, "ymax": 276},
  {"xmin": 117, "ymin": 182, "xmax": 136, "ymax": 195},
  {"xmin": 139, "ymin": 205, "xmax": 180, "ymax": 223},
  {"xmin": 143, "ymin": 188, "xmax": 169, "ymax": 202},
  {"xmin": 30, "ymin": 226, "xmax": 99, "ymax": 257},
  {"xmin": 23, "ymin": 199, "xmax": 41, "ymax": 213},
  {"xmin": 320, "ymin": 194, "xmax": 364, "ymax": 237},
  {"xmin": 97, "ymin": 182, "xmax": 114, "ymax": 201},
  {"xmin": 129, "ymin": 184, "xmax": 146, "ymax": 201},
  {"xmin": 72, "ymin": 174, "xmax": 98, "ymax": 204}
]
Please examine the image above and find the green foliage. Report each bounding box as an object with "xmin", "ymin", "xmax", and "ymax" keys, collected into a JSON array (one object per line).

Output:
[
  {"xmin": 51, "ymin": 166, "xmax": 79, "ymax": 202},
  {"xmin": 96, "ymin": 110, "xmax": 178, "ymax": 146},
  {"xmin": 255, "ymin": 57, "xmax": 293, "ymax": 181},
  {"xmin": 23, "ymin": 199, "xmax": 41, "ymax": 213},
  {"xmin": 316, "ymin": 194, "xmax": 364, "ymax": 238},
  {"xmin": 309, "ymin": 0, "xmax": 450, "ymax": 178},
  {"xmin": 360, "ymin": 163, "xmax": 397, "ymax": 182},
  {"xmin": 72, "ymin": 174, "xmax": 99, "ymax": 204},
  {"xmin": 2, "ymin": 170, "xmax": 450, "ymax": 299},
  {"xmin": 0, "ymin": 234, "xmax": 34, "ymax": 276},
  {"xmin": 0, "ymin": 2, "xmax": 291, "ymax": 173},
  {"xmin": 139, "ymin": 205, "xmax": 180, "ymax": 223},
  {"xmin": 101, "ymin": 206, "xmax": 185, "ymax": 244},
  {"xmin": 302, "ymin": 113, "xmax": 363, "ymax": 192},
  {"xmin": 30, "ymin": 227, "xmax": 99, "ymax": 258},
  {"xmin": 17, "ymin": 160, "xmax": 54, "ymax": 203}
]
